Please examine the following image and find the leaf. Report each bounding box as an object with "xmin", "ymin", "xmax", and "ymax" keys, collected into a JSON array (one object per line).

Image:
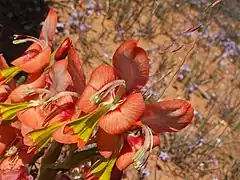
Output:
[
  {"xmin": 27, "ymin": 122, "xmax": 63, "ymax": 152},
  {"xmin": 0, "ymin": 66, "xmax": 21, "ymax": 85},
  {"xmin": 0, "ymin": 102, "xmax": 30, "ymax": 121},
  {"xmin": 67, "ymin": 107, "xmax": 110, "ymax": 147},
  {"xmin": 86, "ymin": 156, "xmax": 117, "ymax": 180}
]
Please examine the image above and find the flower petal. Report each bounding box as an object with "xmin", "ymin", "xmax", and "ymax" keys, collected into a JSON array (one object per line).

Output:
[
  {"xmin": 11, "ymin": 49, "xmax": 40, "ymax": 67},
  {"xmin": 99, "ymin": 92, "xmax": 145, "ymax": 134},
  {"xmin": 52, "ymin": 125, "xmax": 78, "ymax": 144},
  {"xmin": 97, "ymin": 127, "xmax": 120, "ymax": 158},
  {"xmin": 40, "ymin": 8, "xmax": 57, "ymax": 43},
  {"xmin": 17, "ymin": 106, "xmax": 46, "ymax": 129},
  {"xmin": 116, "ymin": 135, "xmax": 160, "ymax": 171},
  {"xmin": 67, "ymin": 46, "xmax": 86, "ymax": 94},
  {"xmin": 47, "ymin": 59, "xmax": 73, "ymax": 97},
  {"xmin": 77, "ymin": 64, "xmax": 116, "ymax": 113},
  {"xmin": 0, "ymin": 125, "xmax": 17, "ymax": 154},
  {"xmin": 113, "ymin": 40, "xmax": 149, "ymax": 92},
  {"xmin": 7, "ymin": 73, "xmax": 47, "ymax": 103},
  {"xmin": 141, "ymin": 99, "xmax": 194, "ymax": 133},
  {"xmin": 55, "ymin": 37, "xmax": 72, "ymax": 61},
  {"xmin": 17, "ymin": 47, "xmax": 51, "ymax": 74}
]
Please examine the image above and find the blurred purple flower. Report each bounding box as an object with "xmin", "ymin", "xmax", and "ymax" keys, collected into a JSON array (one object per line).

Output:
[
  {"xmin": 142, "ymin": 169, "xmax": 150, "ymax": 177},
  {"xmin": 180, "ymin": 65, "xmax": 191, "ymax": 72},
  {"xmin": 86, "ymin": 1, "xmax": 95, "ymax": 9},
  {"xmin": 197, "ymin": 138, "xmax": 204, "ymax": 147},
  {"xmin": 159, "ymin": 151, "xmax": 169, "ymax": 161},
  {"xmin": 178, "ymin": 73, "xmax": 184, "ymax": 80},
  {"xmin": 118, "ymin": 29, "xmax": 125, "ymax": 36}
]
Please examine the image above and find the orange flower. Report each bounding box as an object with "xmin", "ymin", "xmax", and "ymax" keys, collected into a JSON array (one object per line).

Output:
[{"xmin": 0, "ymin": 8, "xmax": 57, "ymax": 85}]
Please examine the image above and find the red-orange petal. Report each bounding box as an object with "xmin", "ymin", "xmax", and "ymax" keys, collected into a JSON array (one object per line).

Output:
[
  {"xmin": 116, "ymin": 135, "xmax": 160, "ymax": 171},
  {"xmin": 18, "ymin": 47, "xmax": 51, "ymax": 73},
  {"xmin": 77, "ymin": 64, "xmax": 116, "ymax": 113},
  {"xmin": 99, "ymin": 92, "xmax": 145, "ymax": 135},
  {"xmin": 17, "ymin": 106, "xmax": 46, "ymax": 129},
  {"xmin": 113, "ymin": 40, "xmax": 149, "ymax": 93},
  {"xmin": 11, "ymin": 49, "xmax": 40, "ymax": 67},
  {"xmin": 0, "ymin": 125, "xmax": 17, "ymax": 154},
  {"xmin": 97, "ymin": 127, "xmax": 120, "ymax": 158},
  {"xmin": 47, "ymin": 59, "xmax": 73, "ymax": 96},
  {"xmin": 52, "ymin": 125, "xmax": 78, "ymax": 144},
  {"xmin": 40, "ymin": 8, "xmax": 57, "ymax": 43},
  {"xmin": 55, "ymin": 37, "xmax": 72, "ymax": 61},
  {"xmin": 67, "ymin": 46, "xmax": 86, "ymax": 94},
  {"xmin": 0, "ymin": 85, "xmax": 10, "ymax": 102},
  {"xmin": 7, "ymin": 73, "xmax": 47, "ymax": 103},
  {"xmin": 141, "ymin": 99, "xmax": 194, "ymax": 133}
]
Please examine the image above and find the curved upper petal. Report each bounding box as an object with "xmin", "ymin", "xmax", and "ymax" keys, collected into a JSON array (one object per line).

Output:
[
  {"xmin": 141, "ymin": 99, "xmax": 194, "ymax": 133},
  {"xmin": 67, "ymin": 46, "xmax": 86, "ymax": 94},
  {"xmin": 99, "ymin": 92, "xmax": 145, "ymax": 135},
  {"xmin": 76, "ymin": 64, "xmax": 116, "ymax": 114},
  {"xmin": 113, "ymin": 40, "xmax": 149, "ymax": 93},
  {"xmin": 40, "ymin": 8, "xmax": 57, "ymax": 43}
]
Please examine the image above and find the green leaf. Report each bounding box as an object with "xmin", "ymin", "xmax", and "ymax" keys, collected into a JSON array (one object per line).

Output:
[
  {"xmin": 0, "ymin": 102, "xmax": 30, "ymax": 120},
  {"xmin": 0, "ymin": 66, "xmax": 21, "ymax": 84},
  {"xmin": 28, "ymin": 122, "xmax": 64, "ymax": 151},
  {"xmin": 67, "ymin": 106, "xmax": 110, "ymax": 146},
  {"xmin": 87, "ymin": 156, "xmax": 117, "ymax": 180}
]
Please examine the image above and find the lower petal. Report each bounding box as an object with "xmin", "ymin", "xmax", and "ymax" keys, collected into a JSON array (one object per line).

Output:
[
  {"xmin": 97, "ymin": 127, "xmax": 120, "ymax": 158},
  {"xmin": 99, "ymin": 92, "xmax": 145, "ymax": 134}
]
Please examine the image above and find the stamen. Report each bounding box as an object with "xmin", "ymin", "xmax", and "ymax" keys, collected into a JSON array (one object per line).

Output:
[
  {"xmin": 42, "ymin": 91, "xmax": 79, "ymax": 110},
  {"xmin": 22, "ymin": 88, "xmax": 51, "ymax": 97},
  {"xmin": 90, "ymin": 80, "xmax": 126, "ymax": 104},
  {"xmin": 133, "ymin": 125, "xmax": 154, "ymax": 170},
  {"xmin": 13, "ymin": 34, "xmax": 47, "ymax": 49}
]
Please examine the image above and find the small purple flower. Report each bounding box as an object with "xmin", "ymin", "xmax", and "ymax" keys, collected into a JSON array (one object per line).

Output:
[
  {"xmin": 86, "ymin": 1, "xmax": 95, "ymax": 9},
  {"xmin": 212, "ymin": 156, "xmax": 219, "ymax": 166},
  {"xmin": 118, "ymin": 29, "xmax": 125, "ymax": 36},
  {"xmin": 159, "ymin": 151, "xmax": 169, "ymax": 161},
  {"xmin": 178, "ymin": 73, "xmax": 184, "ymax": 80},
  {"xmin": 180, "ymin": 65, "xmax": 191, "ymax": 72},
  {"xmin": 197, "ymin": 138, "xmax": 204, "ymax": 147},
  {"xmin": 142, "ymin": 169, "xmax": 150, "ymax": 177},
  {"xmin": 79, "ymin": 24, "xmax": 87, "ymax": 31}
]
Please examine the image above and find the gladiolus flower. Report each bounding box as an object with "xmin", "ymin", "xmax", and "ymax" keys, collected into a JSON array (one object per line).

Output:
[{"xmin": 0, "ymin": 8, "xmax": 57, "ymax": 85}]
